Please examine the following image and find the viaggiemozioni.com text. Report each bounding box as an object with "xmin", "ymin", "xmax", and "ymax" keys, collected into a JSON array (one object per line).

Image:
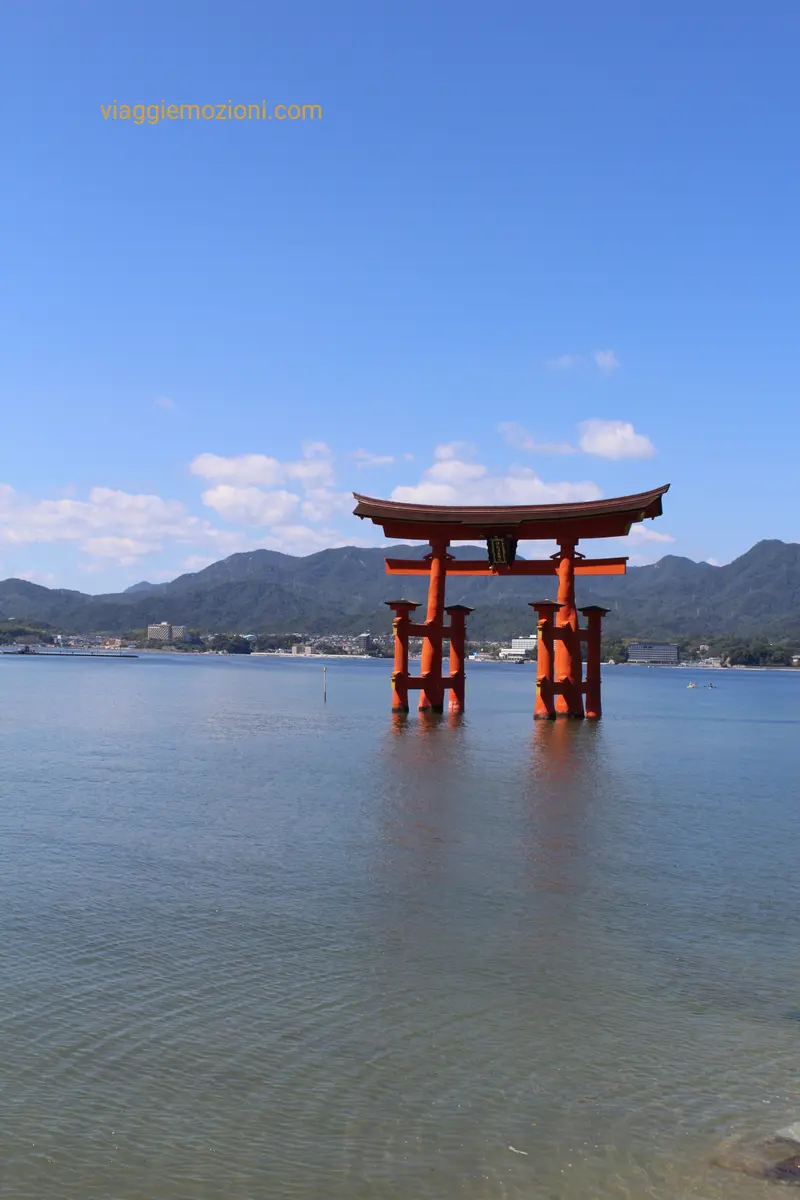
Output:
[{"xmin": 100, "ymin": 101, "xmax": 322, "ymax": 124}]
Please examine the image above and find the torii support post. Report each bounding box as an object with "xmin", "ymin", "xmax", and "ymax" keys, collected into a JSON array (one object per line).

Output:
[
  {"xmin": 418, "ymin": 538, "xmax": 449, "ymax": 713},
  {"xmin": 555, "ymin": 539, "xmax": 584, "ymax": 718},
  {"xmin": 385, "ymin": 599, "xmax": 419, "ymax": 713},
  {"xmin": 580, "ymin": 605, "xmax": 609, "ymax": 720},
  {"xmin": 445, "ymin": 604, "xmax": 472, "ymax": 714},
  {"xmin": 530, "ymin": 601, "xmax": 561, "ymax": 720}
]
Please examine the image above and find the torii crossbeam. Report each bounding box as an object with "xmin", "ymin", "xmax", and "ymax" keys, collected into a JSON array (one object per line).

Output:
[{"xmin": 353, "ymin": 484, "xmax": 670, "ymax": 719}]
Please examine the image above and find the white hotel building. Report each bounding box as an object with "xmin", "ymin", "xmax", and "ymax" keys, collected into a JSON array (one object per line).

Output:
[{"xmin": 499, "ymin": 634, "xmax": 538, "ymax": 661}]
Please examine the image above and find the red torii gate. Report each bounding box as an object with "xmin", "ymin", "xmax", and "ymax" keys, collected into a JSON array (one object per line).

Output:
[{"xmin": 353, "ymin": 484, "xmax": 670, "ymax": 720}]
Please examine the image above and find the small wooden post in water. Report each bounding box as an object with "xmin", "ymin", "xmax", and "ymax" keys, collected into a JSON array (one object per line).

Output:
[{"xmin": 323, "ymin": 666, "xmax": 327, "ymax": 703}]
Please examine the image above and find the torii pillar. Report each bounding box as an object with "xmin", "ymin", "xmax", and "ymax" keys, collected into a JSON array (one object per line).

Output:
[
  {"xmin": 580, "ymin": 605, "xmax": 609, "ymax": 720},
  {"xmin": 418, "ymin": 538, "xmax": 448, "ymax": 713},
  {"xmin": 530, "ymin": 600, "xmax": 561, "ymax": 720},
  {"xmin": 554, "ymin": 539, "xmax": 584, "ymax": 718},
  {"xmin": 386, "ymin": 587, "xmax": 473, "ymax": 715},
  {"xmin": 531, "ymin": 599, "xmax": 610, "ymax": 721},
  {"xmin": 385, "ymin": 599, "xmax": 419, "ymax": 713},
  {"xmin": 445, "ymin": 604, "xmax": 472, "ymax": 714}
]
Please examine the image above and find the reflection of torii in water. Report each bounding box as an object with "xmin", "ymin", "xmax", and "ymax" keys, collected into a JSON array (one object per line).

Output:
[
  {"xmin": 353, "ymin": 485, "xmax": 670, "ymax": 720},
  {"xmin": 377, "ymin": 714, "xmax": 465, "ymax": 902}
]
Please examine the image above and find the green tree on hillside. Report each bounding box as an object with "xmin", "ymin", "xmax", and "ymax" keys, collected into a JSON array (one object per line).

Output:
[
  {"xmin": 210, "ymin": 634, "xmax": 251, "ymax": 654},
  {"xmin": 601, "ymin": 636, "xmax": 627, "ymax": 662}
]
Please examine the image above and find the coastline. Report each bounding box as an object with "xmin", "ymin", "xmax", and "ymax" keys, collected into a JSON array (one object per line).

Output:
[{"xmin": 618, "ymin": 662, "xmax": 798, "ymax": 672}]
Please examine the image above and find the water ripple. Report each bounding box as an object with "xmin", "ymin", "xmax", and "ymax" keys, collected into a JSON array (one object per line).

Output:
[{"xmin": 1, "ymin": 658, "xmax": 799, "ymax": 1197}]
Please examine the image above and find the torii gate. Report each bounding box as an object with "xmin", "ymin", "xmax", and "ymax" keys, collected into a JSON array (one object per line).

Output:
[{"xmin": 353, "ymin": 485, "xmax": 670, "ymax": 720}]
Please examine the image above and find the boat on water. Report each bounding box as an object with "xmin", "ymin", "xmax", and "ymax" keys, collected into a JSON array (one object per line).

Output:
[{"xmin": 687, "ymin": 682, "xmax": 696, "ymax": 688}]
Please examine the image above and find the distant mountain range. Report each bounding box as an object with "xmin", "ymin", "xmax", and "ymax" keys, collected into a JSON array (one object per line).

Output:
[{"xmin": 1, "ymin": 539, "xmax": 799, "ymax": 640}]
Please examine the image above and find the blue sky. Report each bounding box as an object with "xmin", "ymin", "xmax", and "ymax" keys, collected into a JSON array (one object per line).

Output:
[{"xmin": 2, "ymin": 1, "xmax": 799, "ymax": 591}]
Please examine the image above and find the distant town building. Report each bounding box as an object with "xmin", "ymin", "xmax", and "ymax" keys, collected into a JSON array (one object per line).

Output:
[
  {"xmin": 292, "ymin": 644, "xmax": 310, "ymax": 656},
  {"xmin": 147, "ymin": 622, "xmax": 185, "ymax": 643},
  {"xmin": 357, "ymin": 632, "xmax": 372, "ymax": 653},
  {"xmin": 627, "ymin": 641, "xmax": 679, "ymax": 664},
  {"xmin": 497, "ymin": 633, "xmax": 538, "ymax": 662}
]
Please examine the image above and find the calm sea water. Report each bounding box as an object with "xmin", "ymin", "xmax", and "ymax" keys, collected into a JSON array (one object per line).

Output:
[{"xmin": 1, "ymin": 654, "xmax": 799, "ymax": 1199}]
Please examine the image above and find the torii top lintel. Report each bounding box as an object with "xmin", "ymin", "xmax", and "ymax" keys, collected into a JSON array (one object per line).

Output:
[{"xmin": 353, "ymin": 484, "xmax": 670, "ymax": 542}]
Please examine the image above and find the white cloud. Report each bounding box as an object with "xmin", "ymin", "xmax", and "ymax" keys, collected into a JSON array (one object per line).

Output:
[
  {"xmin": 393, "ymin": 473, "xmax": 601, "ymax": 507},
  {"xmin": 3, "ymin": 427, "xmax": 666, "ymax": 586},
  {"xmin": 17, "ymin": 570, "xmax": 57, "ymax": 585},
  {"xmin": 433, "ymin": 441, "xmax": 477, "ymax": 462},
  {"xmin": 354, "ymin": 449, "xmax": 395, "ymax": 468},
  {"xmin": 201, "ymin": 486, "xmax": 300, "ymax": 526},
  {"xmin": 543, "ymin": 350, "xmax": 620, "ymax": 373},
  {"xmin": 84, "ymin": 536, "xmax": 164, "ymax": 561},
  {"xmin": 412, "ymin": 442, "xmax": 488, "ymax": 486},
  {"xmin": 705, "ymin": 557, "xmax": 725, "ymax": 567},
  {"xmin": 301, "ymin": 441, "xmax": 332, "ymax": 460},
  {"xmin": 626, "ymin": 524, "xmax": 674, "ymax": 544},
  {"xmin": 155, "ymin": 395, "xmax": 176, "ymax": 409},
  {"xmin": 202, "ymin": 527, "xmax": 256, "ymax": 554},
  {"xmin": 190, "ymin": 444, "xmax": 335, "ymax": 489},
  {"xmin": 499, "ymin": 420, "xmax": 654, "ymax": 459},
  {"xmin": 191, "ymin": 444, "xmax": 349, "ymax": 531},
  {"xmin": 0, "ymin": 485, "xmax": 204, "ymax": 546},
  {"xmin": 391, "ymin": 481, "xmax": 456, "ymax": 505},
  {"xmin": 182, "ymin": 555, "xmax": 216, "ymax": 572},
  {"xmin": 593, "ymin": 350, "xmax": 620, "ymax": 374},
  {"xmin": 498, "ymin": 422, "xmax": 576, "ymax": 455},
  {"xmin": 578, "ymin": 419, "xmax": 655, "ymax": 460},
  {"xmin": 392, "ymin": 447, "xmax": 601, "ymax": 507},
  {"xmin": 0, "ymin": 481, "xmax": 251, "ymax": 566},
  {"xmin": 190, "ymin": 453, "xmax": 284, "ymax": 487},
  {"xmin": 286, "ymin": 458, "xmax": 335, "ymax": 487},
  {"xmin": 426, "ymin": 458, "xmax": 487, "ymax": 484},
  {"xmin": 252, "ymin": 523, "xmax": 373, "ymax": 556},
  {"xmin": 300, "ymin": 489, "xmax": 353, "ymax": 522}
]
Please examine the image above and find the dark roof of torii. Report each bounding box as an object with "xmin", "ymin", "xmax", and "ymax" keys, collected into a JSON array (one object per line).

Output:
[{"xmin": 353, "ymin": 484, "xmax": 670, "ymax": 540}]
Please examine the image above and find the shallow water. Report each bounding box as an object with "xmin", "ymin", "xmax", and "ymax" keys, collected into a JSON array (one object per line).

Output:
[{"xmin": 1, "ymin": 655, "xmax": 799, "ymax": 1198}]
